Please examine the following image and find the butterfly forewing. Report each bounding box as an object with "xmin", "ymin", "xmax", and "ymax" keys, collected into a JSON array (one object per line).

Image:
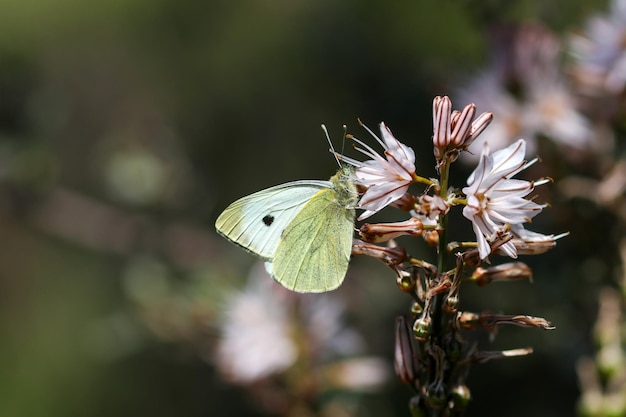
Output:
[{"xmin": 215, "ymin": 181, "xmax": 331, "ymax": 258}]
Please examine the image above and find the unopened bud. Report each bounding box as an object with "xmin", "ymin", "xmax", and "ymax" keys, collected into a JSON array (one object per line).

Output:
[
  {"xmin": 413, "ymin": 315, "xmax": 432, "ymax": 342},
  {"xmin": 394, "ymin": 316, "xmax": 418, "ymax": 386},
  {"xmin": 449, "ymin": 103, "xmax": 477, "ymax": 147},
  {"xmin": 470, "ymin": 262, "xmax": 533, "ymax": 286},
  {"xmin": 433, "ymin": 96, "xmax": 452, "ymax": 160},
  {"xmin": 461, "ymin": 248, "xmax": 481, "ymax": 268},
  {"xmin": 432, "ymin": 95, "xmax": 492, "ymax": 162},
  {"xmin": 479, "ymin": 312, "xmax": 555, "ymax": 330},
  {"xmin": 456, "ymin": 311, "xmax": 480, "ymax": 330},
  {"xmin": 411, "ymin": 301, "xmax": 423, "ymax": 316},
  {"xmin": 391, "ymin": 192, "xmax": 417, "ymax": 212},
  {"xmin": 450, "ymin": 384, "xmax": 471, "ymax": 411},
  {"xmin": 443, "ymin": 294, "xmax": 459, "ymax": 314},
  {"xmin": 397, "ymin": 271, "xmax": 415, "ymax": 293},
  {"xmin": 359, "ymin": 218, "xmax": 423, "ymax": 243},
  {"xmin": 462, "ymin": 111, "xmax": 492, "ymax": 149},
  {"xmin": 423, "ymin": 230, "xmax": 439, "ymax": 247},
  {"xmin": 511, "ymin": 231, "xmax": 569, "ymax": 255},
  {"xmin": 351, "ymin": 239, "xmax": 407, "ymax": 266}
]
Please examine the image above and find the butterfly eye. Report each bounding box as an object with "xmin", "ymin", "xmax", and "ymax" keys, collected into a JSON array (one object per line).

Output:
[{"xmin": 262, "ymin": 215, "xmax": 275, "ymax": 226}]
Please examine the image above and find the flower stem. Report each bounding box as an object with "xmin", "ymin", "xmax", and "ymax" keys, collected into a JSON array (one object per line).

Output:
[{"xmin": 432, "ymin": 160, "xmax": 451, "ymax": 339}]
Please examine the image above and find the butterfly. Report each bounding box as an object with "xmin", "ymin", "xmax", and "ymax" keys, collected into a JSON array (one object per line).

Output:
[{"xmin": 215, "ymin": 166, "xmax": 357, "ymax": 293}]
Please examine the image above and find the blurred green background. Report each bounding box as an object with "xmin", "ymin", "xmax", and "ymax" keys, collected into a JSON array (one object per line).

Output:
[{"xmin": 0, "ymin": 0, "xmax": 612, "ymax": 416}]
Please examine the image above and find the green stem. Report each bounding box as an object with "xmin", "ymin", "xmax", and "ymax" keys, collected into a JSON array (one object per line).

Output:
[{"xmin": 431, "ymin": 161, "xmax": 450, "ymax": 340}]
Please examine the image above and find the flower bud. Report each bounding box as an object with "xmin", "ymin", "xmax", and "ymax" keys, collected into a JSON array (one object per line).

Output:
[
  {"xmin": 432, "ymin": 95, "xmax": 492, "ymax": 162},
  {"xmin": 470, "ymin": 262, "xmax": 533, "ymax": 286},
  {"xmin": 511, "ymin": 231, "xmax": 569, "ymax": 255},
  {"xmin": 394, "ymin": 316, "xmax": 418, "ymax": 386},
  {"xmin": 450, "ymin": 383, "xmax": 471, "ymax": 411},
  {"xmin": 449, "ymin": 103, "xmax": 477, "ymax": 147},
  {"xmin": 478, "ymin": 312, "xmax": 555, "ymax": 331},
  {"xmin": 359, "ymin": 218, "xmax": 423, "ymax": 243},
  {"xmin": 411, "ymin": 301, "xmax": 423, "ymax": 316},
  {"xmin": 456, "ymin": 311, "xmax": 480, "ymax": 330},
  {"xmin": 443, "ymin": 294, "xmax": 459, "ymax": 314},
  {"xmin": 422, "ymin": 230, "xmax": 439, "ymax": 247},
  {"xmin": 433, "ymin": 96, "xmax": 452, "ymax": 160},
  {"xmin": 351, "ymin": 239, "xmax": 407, "ymax": 266},
  {"xmin": 391, "ymin": 192, "xmax": 417, "ymax": 212},
  {"xmin": 397, "ymin": 271, "xmax": 415, "ymax": 293},
  {"xmin": 413, "ymin": 315, "xmax": 432, "ymax": 342},
  {"xmin": 462, "ymin": 111, "xmax": 492, "ymax": 149}
]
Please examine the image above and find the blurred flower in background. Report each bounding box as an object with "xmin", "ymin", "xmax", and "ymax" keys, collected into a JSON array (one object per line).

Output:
[
  {"xmin": 456, "ymin": 24, "xmax": 592, "ymax": 160},
  {"xmin": 216, "ymin": 263, "xmax": 389, "ymax": 414},
  {"xmin": 569, "ymin": 0, "xmax": 626, "ymax": 96}
]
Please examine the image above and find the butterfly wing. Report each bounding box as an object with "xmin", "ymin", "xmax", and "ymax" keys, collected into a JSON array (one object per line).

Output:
[
  {"xmin": 269, "ymin": 185, "xmax": 356, "ymax": 293},
  {"xmin": 215, "ymin": 180, "xmax": 332, "ymax": 259}
]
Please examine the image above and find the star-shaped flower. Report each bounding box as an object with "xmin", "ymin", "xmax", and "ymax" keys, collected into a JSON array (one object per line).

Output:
[
  {"xmin": 339, "ymin": 122, "xmax": 416, "ymax": 220},
  {"xmin": 462, "ymin": 139, "xmax": 546, "ymax": 260}
]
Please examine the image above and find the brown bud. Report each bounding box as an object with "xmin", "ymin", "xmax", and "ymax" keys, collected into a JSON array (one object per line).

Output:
[
  {"xmin": 351, "ymin": 239, "xmax": 407, "ymax": 266},
  {"xmin": 470, "ymin": 262, "xmax": 533, "ymax": 286},
  {"xmin": 359, "ymin": 217, "xmax": 423, "ymax": 243},
  {"xmin": 394, "ymin": 316, "xmax": 418, "ymax": 386},
  {"xmin": 478, "ymin": 312, "xmax": 555, "ymax": 330},
  {"xmin": 511, "ymin": 232, "xmax": 568, "ymax": 255},
  {"xmin": 456, "ymin": 311, "xmax": 480, "ymax": 330},
  {"xmin": 450, "ymin": 384, "xmax": 471, "ymax": 411},
  {"xmin": 391, "ymin": 192, "xmax": 417, "ymax": 212},
  {"xmin": 422, "ymin": 230, "xmax": 439, "ymax": 247}
]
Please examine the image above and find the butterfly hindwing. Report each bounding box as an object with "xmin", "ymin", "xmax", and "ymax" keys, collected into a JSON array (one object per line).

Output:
[
  {"xmin": 215, "ymin": 180, "xmax": 332, "ymax": 259},
  {"xmin": 270, "ymin": 190, "xmax": 354, "ymax": 292},
  {"xmin": 270, "ymin": 176, "xmax": 356, "ymax": 292}
]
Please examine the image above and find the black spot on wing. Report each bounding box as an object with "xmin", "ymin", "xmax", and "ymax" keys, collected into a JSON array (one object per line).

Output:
[{"xmin": 262, "ymin": 214, "xmax": 274, "ymax": 226}]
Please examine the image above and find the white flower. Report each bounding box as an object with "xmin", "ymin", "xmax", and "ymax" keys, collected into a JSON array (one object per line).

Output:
[
  {"xmin": 462, "ymin": 139, "xmax": 546, "ymax": 260},
  {"xmin": 216, "ymin": 263, "xmax": 369, "ymax": 383},
  {"xmin": 339, "ymin": 122, "xmax": 416, "ymax": 220},
  {"xmin": 569, "ymin": 0, "xmax": 626, "ymax": 94},
  {"xmin": 216, "ymin": 265, "xmax": 297, "ymax": 383}
]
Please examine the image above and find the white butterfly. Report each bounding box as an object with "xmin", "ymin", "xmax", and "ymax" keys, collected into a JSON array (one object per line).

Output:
[{"xmin": 215, "ymin": 166, "xmax": 357, "ymax": 293}]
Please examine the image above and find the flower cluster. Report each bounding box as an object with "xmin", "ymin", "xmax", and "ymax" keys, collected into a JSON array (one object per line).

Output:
[
  {"xmin": 341, "ymin": 96, "xmax": 560, "ymax": 262},
  {"xmin": 335, "ymin": 95, "xmax": 563, "ymax": 415}
]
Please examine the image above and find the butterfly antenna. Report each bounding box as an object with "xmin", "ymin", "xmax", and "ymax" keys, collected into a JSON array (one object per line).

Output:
[{"xmin": 322, "ymin": 124, "xmax": 342, "ymax": 168}]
